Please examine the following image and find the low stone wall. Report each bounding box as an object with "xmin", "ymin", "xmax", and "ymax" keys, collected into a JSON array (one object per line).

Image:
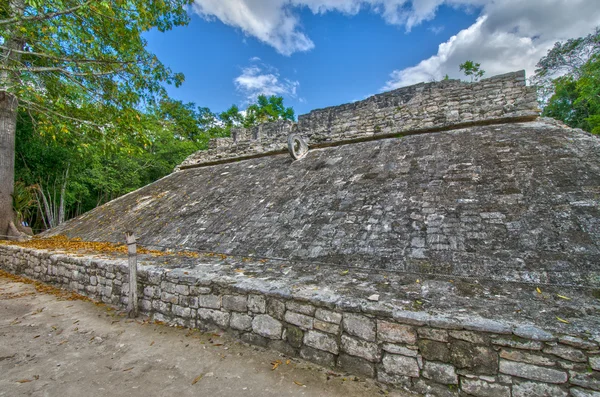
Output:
[
  {"xmin": 178, "ymin": 71, "xmax": 539, "ymax": 170},
  {"xmin": 2, "ymin": 244, "xmax": 599, "ymax": 397}
]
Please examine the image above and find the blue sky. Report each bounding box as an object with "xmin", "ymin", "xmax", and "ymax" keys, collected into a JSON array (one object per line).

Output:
[{"xmin": 145, "ymin": 0, "xmax": 600, "ymax": 117}]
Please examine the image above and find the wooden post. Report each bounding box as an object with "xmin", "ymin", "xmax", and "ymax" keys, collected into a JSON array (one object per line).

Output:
[{"xmin": 126, "ymin": 231, "xmax": 138, "ymax": 318}]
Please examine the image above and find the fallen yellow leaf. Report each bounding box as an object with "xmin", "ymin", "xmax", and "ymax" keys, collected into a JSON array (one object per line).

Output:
[
  {"xmin": 192, "ymin": 374, "xmax": 203, "ymax": 385},
  {"xmin": 271, "ymin": 360, "xmax": 282, "ymax": 370},
  {"xmin": 536, "ymin": 287, "xmax": 542, "ymax": 294},
  {"xmin": 556, "ymin": 317, "xmax": 570, "ymax": 324},
  {"xmin": 294, "ymin": 381, "xmax": 304, "ymax": 386},
  {"xmin": 557, "ymin": 294, "xmax": 571, "ymax": 300}
]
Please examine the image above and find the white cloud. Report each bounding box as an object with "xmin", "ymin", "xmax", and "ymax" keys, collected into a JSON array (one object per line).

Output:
[
  {"xmin": 234, "ymin": 62, "xmax": 300, "ymax": 102},
  {"xmin": 191, "ymin": 0, "xmax": 484, "ymax": 55},
  {"xmin": 383, "ymin": 0, "xmax": 600, "ymax": 90}
]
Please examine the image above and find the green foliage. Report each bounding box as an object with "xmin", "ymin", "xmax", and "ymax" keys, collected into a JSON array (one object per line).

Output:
[
  {"xmin": 12, "ymin": 181, "xmax": 35, "ymax": 223},
  {"xmin": 538, "ymin": 27, "xmax": 600, "ymax": 134},
  {"xmin": 245, "ymin": 95, "xmax": 295, "ymax": 127},
  {"xmin": 1, "ymin": 0, "xmax": 193, "ymax": 152},
  {"xmin": 459, "ymin": 60, "xmax": 485, "ymax": 82}
]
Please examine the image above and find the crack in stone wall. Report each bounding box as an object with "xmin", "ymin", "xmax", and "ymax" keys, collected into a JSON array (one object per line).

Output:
[{"xmin": 177, "ymin": 70, "xmax": 539, "ymax": 170}]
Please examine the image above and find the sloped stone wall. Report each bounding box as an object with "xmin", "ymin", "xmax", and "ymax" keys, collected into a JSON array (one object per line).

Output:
[
  {"xmin": 178, "ymin": 71, "xmax": 539, "ymax": 170},
  {"xmin": 2, "ymin": 244, "xmax": 599, "ymax": 397}
]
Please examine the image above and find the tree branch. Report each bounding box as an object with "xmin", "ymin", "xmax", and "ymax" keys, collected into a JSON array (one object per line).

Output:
[
  {"xmin": 0, "ymin": 65, "xmax": 123, "ymax": 76},
  {"xmin": 0, "ymin": 45, "xmax": 135, "ymax": 66},
  {"xmin": 0, "ymin": 0, "xmax": 94, "ymax": 26}
]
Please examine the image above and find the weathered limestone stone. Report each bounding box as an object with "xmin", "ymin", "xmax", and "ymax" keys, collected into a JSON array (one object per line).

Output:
[
  {"xmin": 266, "ymin": 298, "xmax": 285, "ymax": 320},
  {"xmin": 161, "ymin": 291, "xmax": 178, "ymax": 304},
  {"xmin": 511, "ymin": 381, "xmax": 568, "ymax": 397},
  {"xmin": 590, "ymin": 356, "xmax": 600, "ymax": 371},
  {"xmin": 315, "ymin": 308, "xmax": 342, "ymax": 324},
  {"xmin": 284, "ymin": 325, "xmax": 304, "ymax": 348},
  {"xmin": 284, "ymin": 311, "xmax": 313, "ymax": 330},
  {"xmin": 514, "ymin": 325, "xmax": 555, "ymax": 342},
  {"xmin": 198, "ymin": 294, "xmax": 221, "ymax": 309},
  {"xmin": 175, "ymin": 284, "xmax": 189, "ymax": 296},
  {"xmin": 422, "ymin": 361, "xmax": 458, "ymax": 385},
  {"xmin": 543, "ymin": 345, "xmax": 588, "ymax": 363},
  {"xmin": 428, "ymin": 316, "xmax": 462, "ymax": 330},
  {"xmin": 241, "ymin": 332, "xmax": 269, "ymax": 348},
  {"xmin": 418, "ymin": 328, "xmax": 449, "ymax": 342},
  {"xmin": 314, "ymin": 319, "xmax": 339, "ymax": 334},
  {"xmin": 499, "ymin": 360, "xmax": 568, "ymax": 384},
  {"xmin": 419, "ymin": 339, "xmax": 451, "ymax": 362},
  {"xmin": 337, "ymin": 353, "xmax": 375, "ymax": 378},
  {"xmin": 449, "ymin": 330, "xmax": 487, "ymax": 344},
  {"xmin": 377, "ymin": 321, "xmax": 417, "ymax": 344},
  {"xmin": 248, "ymin": 295, "xmax": 266, "ymax": 313},
  {"xmin": 492, "ymin": 337, "xmax": 543, "ymax": 350},
  {"xmin": 571, "ymin": 388, "xmax": 600, "ymax": 397},
  {"xmin": 570, "ymin": 371, "xmax": 600, "ymax": 391},
  {"xmin": 382, "ymin": 343, "xmax": 418, "ymax": 357},
  {"xmin": 392, "ymin": 310, "xmax": 431, "ymax": 326},
  {"xmin": 172, "ymin": 305, "xmax": 191, "ymax": 318},
  {"xmin": 197, "ymin": 309, "xmax": 230, "ymax": 329},
  {"xmin": 382, "ymin": 353, "xmax": 420, "ymax": 377},
  {"xmin": 230, "ymin": 312, "xmax": 253, "ymax": 331},
  {"xmin": 341, "ymin": 334, "xmax": 380, "ymax": 362},
  {"xmin": 222, "ymin": 295, "xmax": 247, "ymax": 312},
  {"xmin": 500, "ymin": 349, "xmax": 556, "ymax": 366},
  {"xmin": 286, "ymin": 301, "xmax": 315, "ymax": 316},
  {"xmin": 558, "ymin": 336, "xmax": 598, "ymax": 350},
  {"xmin": 304, "ymin": 330, "xmax": 339, "ymax": 354},
  {"xmin": 377, "ymin": 370, "xmax": 412, "ymax": 387},
  {"xmin": 190, "ymin": 286, "xmax": 211, "ymax": 295},
  {"xmin": 461, "ymin": 378, "xmax": 511, "ymax": 397},
  {"xmin": 463, "ymin": 318, "xmax": 512, "ymax": 334},
  {"xmin": 451, "ymin": 340, "xmax": 498, "ymax": 374},
  {"xmin": 413, "ymin": 379, "xmax": 456, "ymax": 397},
  {"xmin": 252, "ymin": 314, "xmax": 282, "ymax": 339},
  {"xmin": 342, "ymin": 314, "xmax": 376, "ymax": 342},
  {"xmin": 300, "ymin": 346, "xmax": 335, "ymax": 367}
]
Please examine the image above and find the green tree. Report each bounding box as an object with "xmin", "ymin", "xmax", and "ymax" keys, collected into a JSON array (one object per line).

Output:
[
  {"xmin": 245, "ymin": 95, "xmax": 295, "ymax": 126},
  {"xmin": 0, "ymin": 0, "xmax": 191, "ymax": 239},
  {"xmin": 459, "ymin": 60, "xmax": 485, "ymax": 82},
  {"xmin": 535, "ymin": 27, "xmax": 600, "ymax": 134}
]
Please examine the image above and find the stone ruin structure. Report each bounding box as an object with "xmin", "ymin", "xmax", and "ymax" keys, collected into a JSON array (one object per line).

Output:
[{"xmin": 2, "ymin": 70, "xmax": 600, "ymax": 397}]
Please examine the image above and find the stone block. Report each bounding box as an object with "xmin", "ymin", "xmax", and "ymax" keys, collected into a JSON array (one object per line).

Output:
[
  {"xmin": 512, "ymin": 381, "xmax": 567, "ymax": 397},
  {"xmin": 248, "ymin": 295, "xmax": 266, "ymax": 313},
  {"xmin": 315, "ymin": 308, "xmax": 342, "ymax": 324},
  {"xmin": 591, "ymin": 356, "xmax": 600, "ymax": 371},
  {"xmin": 300, "ymin": 346, "xmax": 336, "ymax": 368},
  {"xmin": 570, "ymin": 388, "xmax": 600, "ymax": 397},
  {"xmin": 382, "ymin": 343, "xmax": 418, "ymax": 357},
  {"xmin": 558, "ymin": 336, "xmax": 598, "ymax": 350},
  {"xmin": 449, "ymin": 330, "xmax": 487, "ymax": 344},
  {"xmin": 451, "ymin": 340, "xmax": 498, "ymax": 374},
  {"xmin": 172, "ymin": 305, "xmax": 191, "ymax": 318},
  {"xmin": 267, "ymin": 298, "xmax": 286, "ymax": 320},
  {"xmin": 543, "ymin": 345, "xmax": 587, "ymax": 363},
  {"xmin": 304, "ymin": 330, "xmax": 339, "ymax": 354},
  {"xmin": 222, "ymin": 295, "xmax": 247, "ymax": 312},
  {"xmin": 286, "ymin": 301, "xmax": 315, "ymax": 316},
  {"xmin": 514, "ymin": 325, "xmax": 555, "ymax": 342},
  {"xmin": 461, "ymin": 378, "xmax": 511, "ymax": 397},
  {"xmin": 230, "ymin": 312, "xmax": 253, "ymax": 331},
  {"xmin": 252, "ymin": 314, "xmax": 282, "ymax": 339},
  {"xmin": 341, "ymin": 334, "xmax": 380, "ymax": 362},
  {"xmin": 382, "ymin": 353, "xmax": 420, "ymax": 378},
  {"xmin": 418, "ymin": 328, "xmax": 449, "ymax": 342},
  {"xmin": 413, "ymin": 379, "xmax": 457, "ymax": 397},
  {"xmin": 160, "ymin": 291, "xmax": 178, "ymax": 304},
  {"xmin": 378, "ymin": 321, "xmax": 417, "ymax": 344},
  {"xmin": 499, "ymin": 349, "xmax": 556, "ymax": 366},
  {"xmin": 197, "ymin": 309, "xmax": 230, "ymax": 329},
  {"xmin": 492, "ymin": 336, "xmax": 543, "ymax": 350},
  {"xmin": 175, "ymin": 284, "xmax": 189, "ymax": 296},
  {"xmin": 198, "ymin": 294, "xmax": 221, "ymax": 309},
  {"xmin": 284, "ymin": 325, "xmax": 304, "ymax": 348},
  {"xmin": 241, "ymin": 332, "xmax": 269, "ymax": 348},
  {"xmin": 499, "ymin": 360, "xmax": 567, "ymax": 384},
  {"xmin": 570, "ymin": 371, "xmax": 600, "ymax": 391},
  {"xmin": 422, "ymin": 361, "xmax": 458, "ymax": 385},
  {"xmin": 314, "ymin": 319, "xmax": 339, "ymax": 334},
  {"xmin": 419, "ymin": 339, "xmax": 451, "ymax": 362},
  {"xmin": 284, "ymin": 311, "xmax": 313, "ymax": 330},
  {"xmin": 342, "ymin": 314, "xmax": 376, "ymax": 342},
  {"xmin": 337, "ymin": 353, "xmax": 375, "ymax": 378}
]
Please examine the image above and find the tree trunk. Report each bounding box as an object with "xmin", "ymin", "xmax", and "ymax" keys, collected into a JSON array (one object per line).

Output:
[
  {"xmin": 58, "ymin": 163, "xmax": 70, "ymax": 225},
  {"xmin": 0, "ymin": 92, "xmax": 18, "ymax": 238}
]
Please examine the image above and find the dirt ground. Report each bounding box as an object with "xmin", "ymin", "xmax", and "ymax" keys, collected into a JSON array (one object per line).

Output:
[{"xmin": 0, "ymin": 275, "xmax": 412, "ymax": 397}]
